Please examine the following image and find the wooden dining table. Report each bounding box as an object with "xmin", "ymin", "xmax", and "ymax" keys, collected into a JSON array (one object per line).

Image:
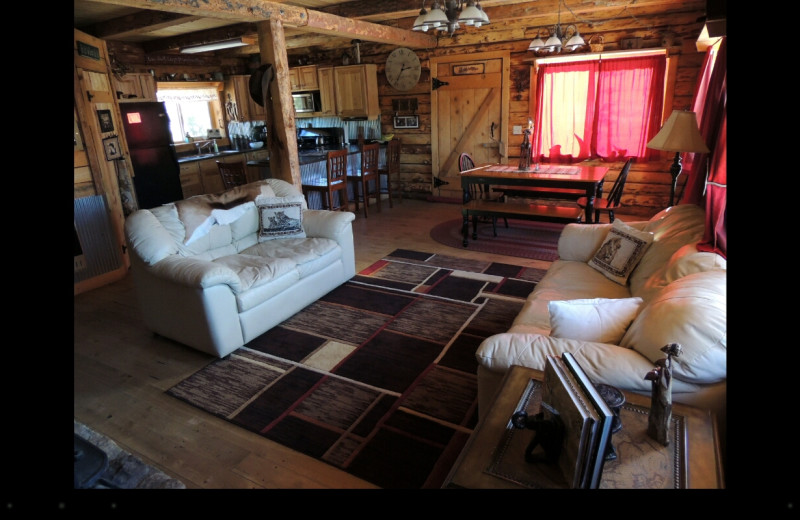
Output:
[{"xmin": 460, "ymin": 163, "xmax": 610, "ymax": 224}]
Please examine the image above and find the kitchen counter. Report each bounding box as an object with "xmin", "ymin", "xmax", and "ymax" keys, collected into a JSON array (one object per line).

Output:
[
  {"xmin": 177, "ymin": 144, "xmax": 381, "ymax": 166},
  {"xmin": 176, "ymin": 149, "xmax": 252, "ymax": 164}
]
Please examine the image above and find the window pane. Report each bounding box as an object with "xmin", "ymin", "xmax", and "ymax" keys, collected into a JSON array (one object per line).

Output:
[
  {"xmin": 163, "ymin": 101, "xmax": 183, "ymax": 143},
  {"xmin": 182, "ymin": 101, "xmax": 212, "ymax": 139}
]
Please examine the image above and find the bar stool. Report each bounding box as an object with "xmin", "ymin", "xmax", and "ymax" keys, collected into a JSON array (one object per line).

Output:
[
  {"xmin": 301, "ymin": 149, "xmax": 350, "ymax": 211},
  {"xmin": 216, "ymin": 161, "xmax": 248, "ymax": 189},
  {"xmin": 378, "ymin": 138, "xmax": 401, "ymax": 207},
  {"xmin": 348, "ymin": 142, "xmax": 381, "ymax": 217}
]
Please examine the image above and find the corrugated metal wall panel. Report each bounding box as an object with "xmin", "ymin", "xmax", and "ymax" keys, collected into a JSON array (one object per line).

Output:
[{"xmin": 74, "ymin": 195, "xmax": 122, "ymax": 284}]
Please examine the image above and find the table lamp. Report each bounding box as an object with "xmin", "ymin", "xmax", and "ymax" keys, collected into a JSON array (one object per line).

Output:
[{"xmin": 646, "ymin": 110, "xmax": 709, "ymax": 206}]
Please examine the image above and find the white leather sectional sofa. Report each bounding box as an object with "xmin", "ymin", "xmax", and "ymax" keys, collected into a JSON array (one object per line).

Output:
[
  {"xmin": 123, "ymin": 179, "xmax": 356, "ymax": 358},
  {"xmin": 475, "ymin": 204, "xmax": 727, "ymax": 441}
]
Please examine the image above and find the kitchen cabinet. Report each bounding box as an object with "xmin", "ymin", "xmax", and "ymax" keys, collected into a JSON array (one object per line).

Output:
[
  {"xmin": 334, "ymin": 64, "xmax": 380, "ymax": 120},
  {"xmin": 225, "ymin": 75, "xmax": 266, "ymax": 122},
  {"xmin": 113, "ymin": 72, "xmax": 157, "ymax": 102},
  {"xmin": 198, "ymin": 158, "xmax": 225, "ymax": 195},
  {"xmin": 290, "ymin": 65, "xmax": 319, "ymax": 91},
  {"xmin": 316, "ymin": 67, "xmax": 336, "ymax": 117},
  {"xmin": 179, "ymin": 161, "xmax": 204, "ymax": 198}
]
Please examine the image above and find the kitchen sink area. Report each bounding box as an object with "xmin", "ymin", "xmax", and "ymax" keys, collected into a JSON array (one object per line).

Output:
[{"xmin": 176, "ymin": 149, "xmax": 252, "ymax": 163}]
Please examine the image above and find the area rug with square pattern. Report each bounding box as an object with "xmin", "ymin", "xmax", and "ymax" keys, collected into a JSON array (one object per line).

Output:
[{"xmin": 166, "ymin": 249, "xmax": 549, "ymax": 488}]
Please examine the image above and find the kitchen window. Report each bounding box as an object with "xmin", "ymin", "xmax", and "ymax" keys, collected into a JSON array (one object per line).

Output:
[{"xmin": 155, "ymin": 82, "xmax": 225, "ymax": 143}]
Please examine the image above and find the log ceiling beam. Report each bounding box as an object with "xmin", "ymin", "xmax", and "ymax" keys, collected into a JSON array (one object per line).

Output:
[
  {"xmin": 82, "ymin": 11, "xmax": 200, "ymax": 40},
  {"xmin": 86, "ymin": 0, "xmax": 438, "ymax": 48}
]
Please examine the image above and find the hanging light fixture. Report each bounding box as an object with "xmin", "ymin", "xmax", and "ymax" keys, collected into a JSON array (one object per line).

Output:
[
  {"xmin": 527, "ymin": 0, "xmax": 585, "ymax": 54},
  {"xmin": 412, "ymin": 4, "xmax": 430, "ymax": 31},
  {"xmin": 411, "ymin": 1, "xmax": 491, "ymax": 36}
]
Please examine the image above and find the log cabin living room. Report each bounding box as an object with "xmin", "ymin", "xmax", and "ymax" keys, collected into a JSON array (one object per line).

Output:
[{"xmin": 71, "ymin": 0, "xmax": 739, "ymax": 506}]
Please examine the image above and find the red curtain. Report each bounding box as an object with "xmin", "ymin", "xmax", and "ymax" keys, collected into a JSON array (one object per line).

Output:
[
  {"xmin": 681, "ymin": 38, "xmax": 727, "ymax": 258},
  {"xmin": 532, "ymin": 54, "xmax": 665, "ymax": 163}
]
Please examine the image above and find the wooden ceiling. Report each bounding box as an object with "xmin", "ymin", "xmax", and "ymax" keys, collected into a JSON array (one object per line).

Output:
[{"xmin": 74, "ymin": 0, "xmax": 713, "ymax": 60}]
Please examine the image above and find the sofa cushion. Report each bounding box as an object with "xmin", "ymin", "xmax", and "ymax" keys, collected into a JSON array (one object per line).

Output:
[
  {"xmin": 588, "ymin": 219, "xmax": 654, "ymax": 285},
  {"xmin": 211, "ymin": 253, "xmax": 296, "ymax": 292},
  {"xmin": 511, "ymin": 260, "xmax": 632, "ymax": 334},
  {"xmin": 176, "ymin": 183, "xmax": 274, "ymax": 245},
  {"xmin": 628, "ymin": 204, "xmax": 706, "ymax": 299},
  {"xmin": 549, "ymin": 297, "xmax": 644, "ymax": 344},
  {"xmin": 256, "ymin": 195, "xmax": 307, "ymax": 241},
  {"xmin": 620, "ymin": 270, "xmax": 726, "ymax": 384}
]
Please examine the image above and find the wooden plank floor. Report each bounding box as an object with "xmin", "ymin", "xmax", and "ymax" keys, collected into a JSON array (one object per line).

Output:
[{"xmin": 73, "ymin": 197, "xmax": 640, "ymax": 490}]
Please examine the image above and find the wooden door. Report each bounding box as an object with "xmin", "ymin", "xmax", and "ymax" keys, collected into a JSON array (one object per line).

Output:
[{"xmin": 430, "ymin": 51, "xmax": 510, "ymax": 201}]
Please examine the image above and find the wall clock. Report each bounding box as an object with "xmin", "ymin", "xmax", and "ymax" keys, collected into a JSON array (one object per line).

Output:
[{"xmin": 385, "ymin": 47, "xmax": 421, "ymax": 92}]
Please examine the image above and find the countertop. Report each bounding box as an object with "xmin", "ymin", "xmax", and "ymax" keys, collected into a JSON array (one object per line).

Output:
[{"xmin": 178, "ymin": 142, "xmax": 386, "ymax": 166}]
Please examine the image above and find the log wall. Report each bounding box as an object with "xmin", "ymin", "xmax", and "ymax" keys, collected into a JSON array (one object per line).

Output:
[{"xmin": 103, "ymin": 0, "xmax": 710, "ymax": 219}]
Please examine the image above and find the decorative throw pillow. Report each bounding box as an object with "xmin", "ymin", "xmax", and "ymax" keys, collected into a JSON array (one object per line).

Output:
[
  {"xmin": 588, "ymin": 219, "xmax": 654, "ymax": 285},
  {"xmin": 548, "ymin": 297, "xmax": 644, "ymax": 344},
  {"xmin": 257, "ymin": 195, "xmax": 306, "ymax": 242}
]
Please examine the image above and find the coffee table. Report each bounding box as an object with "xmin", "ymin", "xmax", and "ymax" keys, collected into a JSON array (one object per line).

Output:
[{"xmin": 443, "ymin": 365, "xmax": 724, "ymax": 489}]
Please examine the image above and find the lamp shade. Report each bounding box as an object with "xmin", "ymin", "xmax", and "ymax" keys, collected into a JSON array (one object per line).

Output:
[
  {"xmin": 425, "ymin": 5, "xmax": 449, "ymax": 27},
  {"xmin": 544, "ymin": 32, "xmax": 563, "ymax": 52},
  {"xmin": 564, "ymin": 26, "xmax": 585, "ymax": 51},
  {"xmin": 459, "ymin": 2, "xmax": 484, "ymax": 26},
  {"xmin": 647, "ymin": 110, "xmax": 710, "ymax": 153},
  {"xmin": 412, "ymin": 7, "xmax": 429, "ymax": 31}
]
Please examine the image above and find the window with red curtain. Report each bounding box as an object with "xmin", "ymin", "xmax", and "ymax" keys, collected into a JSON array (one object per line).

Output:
[{"xmin": 532, "ymin": 54, "xmax": 666, "ymax": 163}]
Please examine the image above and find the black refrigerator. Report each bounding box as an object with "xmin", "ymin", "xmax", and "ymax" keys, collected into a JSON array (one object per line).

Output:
[{"xmin": 120, "ymin": 102, "xmax": 184, "ymax": 209}]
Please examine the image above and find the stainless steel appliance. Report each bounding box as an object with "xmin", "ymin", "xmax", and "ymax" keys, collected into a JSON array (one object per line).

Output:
[
  {"xmin": 119, "ymin": 102, "xmax": 183, "ymax": 209},
  {"xmin": 297, "ymin": 127, "xmax": 345, "ymax": 151},
  {"xmin": 292, "ymin": 92, "xmax": 317, "ymax": 113}
]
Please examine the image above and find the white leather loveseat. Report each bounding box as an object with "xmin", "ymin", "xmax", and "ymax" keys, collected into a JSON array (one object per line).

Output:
[
  {"xmin": 124, "ymin": 179, "xmax": 356, "ymax": 358},
  {"xmin": 475, "ymin": 204, "xmax": 726, "ymax": 440}
]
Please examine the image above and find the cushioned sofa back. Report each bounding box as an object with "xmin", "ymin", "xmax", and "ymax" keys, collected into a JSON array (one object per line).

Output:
[
  {"xmin": 620, "ymin": 269, "xmax": 726, "ymax": 385},
  {"xmin": 628, "ymin": 204, "xmax": 707, "ymax": 301},
  {"xmin": 128, "ymin": 179, "xmax": 308, "ymax": 263}
]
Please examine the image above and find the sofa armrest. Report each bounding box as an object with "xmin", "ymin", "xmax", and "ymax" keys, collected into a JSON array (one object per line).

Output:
[
  {"xmin": 476, "ymin": 332, "xmax": 702, "ymax": 395},
  {"xmin": 125, "ymin": 209, "xmax": 179, "ymax": 266},
  {"xmin": 302, "ymin": 209, "xmax": 356, "ymax": 239},
  {"xmin": 145, "ymin": 255, "xmax": 243, "ymax": 292}
]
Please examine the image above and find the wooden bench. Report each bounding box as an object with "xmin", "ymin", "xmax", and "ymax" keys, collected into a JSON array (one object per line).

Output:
[
  {"xmin": 495, "ymin": 185, "xmax": 586, "ymax": 201},
  {"xmin": 461, "ymin": 200, "xmax": 583, "ymax": 246}
]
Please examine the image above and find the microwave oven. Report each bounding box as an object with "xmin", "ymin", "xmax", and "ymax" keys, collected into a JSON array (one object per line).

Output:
[{"xmin": 292, "ymin": 92, "xmax": 316, "ymax": 113}]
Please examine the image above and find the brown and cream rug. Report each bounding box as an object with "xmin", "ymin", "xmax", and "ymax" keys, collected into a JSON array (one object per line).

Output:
[{"xmin": 167, "ymin": 249, "xmax": 548, "ymax": 488}]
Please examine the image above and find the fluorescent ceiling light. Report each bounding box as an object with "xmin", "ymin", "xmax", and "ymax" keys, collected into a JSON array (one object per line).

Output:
[{"xmin": 180, "ymin": 37, "xmax": 255, "ymax": 54}]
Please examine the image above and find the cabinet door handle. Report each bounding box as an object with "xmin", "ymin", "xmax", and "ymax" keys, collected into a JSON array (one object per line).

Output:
[{"xmin": 86, "ymin": 91, "xmax": 94, "ymax": 102}]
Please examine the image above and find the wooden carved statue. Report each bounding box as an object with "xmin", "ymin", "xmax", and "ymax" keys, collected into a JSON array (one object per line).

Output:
[
  {"xmin": 644, "ymin": 343, "xmax": 682, "ymax": 445},
  {"xmin": 518, "ymin": 128, "xmax": 533, "ymax": 171}
]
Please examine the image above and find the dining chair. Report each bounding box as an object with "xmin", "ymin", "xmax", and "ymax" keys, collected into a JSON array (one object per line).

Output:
[
  {"xmin": 216, "ymin": 160, "xmax": 248, "ymax": 190},
  {"xmin": 301, "ymin": 149, "xmax": 350, "ymax": 212},
  {"xmin": 459, "ymin": 152, "xmax": 508, "ymax": 235},
  {"xmin": 348, "ymin": 142, "xmax": 381, "ymax": 217},
  {"xmin": 578, "ymin": 158, "xmax": 633, "ymax": 223},
  {"xmin": 378, "ymin": 138, "xmax": 401, "ymax": 207}
]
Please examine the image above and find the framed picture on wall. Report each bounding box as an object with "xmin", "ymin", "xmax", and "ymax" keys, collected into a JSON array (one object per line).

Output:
[
  {"xmin": 393, "ymin": 115, "xmax": 419, "ymax": 129},
  {"xmin": 103, "ymin": 136, "xmax": 122, "ymax": 161},
  {"xmin": 97, "ymin": 109, "xmax": 114, "ymax": 133}
]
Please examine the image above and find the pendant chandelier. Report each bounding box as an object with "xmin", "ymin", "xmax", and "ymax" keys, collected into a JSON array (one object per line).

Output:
[
  {"xmin": 528, "ymin": 0, "xmax": 585, "ymax": 54},
  {"xmin": 412, "ymin": 1, "xmax": 490, "ymax": 36}
]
